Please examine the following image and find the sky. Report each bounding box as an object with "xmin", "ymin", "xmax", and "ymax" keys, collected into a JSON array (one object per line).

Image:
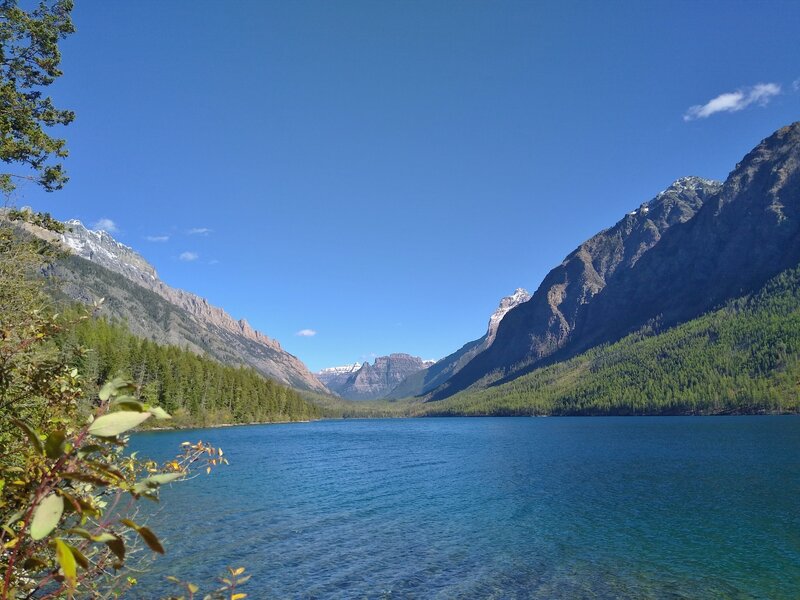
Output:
[{"xmin": 17, "ymin": 0, "xmax": 800, "ymax": 372}]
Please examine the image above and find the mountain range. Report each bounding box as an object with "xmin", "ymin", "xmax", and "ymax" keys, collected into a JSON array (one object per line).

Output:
[
  {"xmin": 319, "ymin": 355, "xmax": 436, "ymax": 400},
  {"xmin": 7, "ymin": 121, "xmax": 800, "ymax": 413},
  {"xmin": 12, "ymin": 218, "xmax": 329, "ymax": 393},
  {"xmin": 426, "ymin": 122, "xmax": 800, "ymax": 401}
]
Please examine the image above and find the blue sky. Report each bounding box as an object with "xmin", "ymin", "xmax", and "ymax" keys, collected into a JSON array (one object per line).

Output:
[{"xmin": 19, "ymin": 1, "xmax": 800, "ymax": 372}]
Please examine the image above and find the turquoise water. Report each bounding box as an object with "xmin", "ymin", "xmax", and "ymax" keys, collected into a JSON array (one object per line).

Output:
[{"xmin": 132, "ymin": 417, "xmax": 800, "ymax": 598}]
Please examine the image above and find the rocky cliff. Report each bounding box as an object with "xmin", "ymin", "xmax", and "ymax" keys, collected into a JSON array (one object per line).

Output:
[
  {"xmin": 331, "ymin": 354, "xmax": 435, "ymax": 400},
  {"xmin": 19, "ymin": 219, "xmax": 328, "ymax": 393}
]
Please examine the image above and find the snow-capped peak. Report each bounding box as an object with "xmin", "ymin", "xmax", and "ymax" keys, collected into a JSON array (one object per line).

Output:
[
  {"xmin": 318, "ymin": 363, "xmax": 362, "ymax": 375},
  {"xmin": 486, "ymin": 287, "xmax": 531, "ymax": 344},
  {"xmin": 653, "ymin": 176, "xmax": 721, "ymax": 203}
]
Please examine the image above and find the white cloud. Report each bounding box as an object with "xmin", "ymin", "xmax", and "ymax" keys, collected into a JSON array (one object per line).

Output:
[
  {"xmin": 793, "ymin": 78, "xmax": 800, "ymax": 92},
  {"xmin": 295, "ymin": 329, "xmax": 317, "ymax": 337},
  {"xmin": 208, "ymin": 259, "xmax": 220, "ymax": 265},
  {"xmin": 146, "ymin": 235, "xmax": 169, "ymax": 242},
  {"xmin": 188, "ymin": 227, "xmax": 212, "ymax": 235},
  {"xmin": 179, "ymin": 251, "xmax": 199, "ymax": 262},
  {"xmin": 684, "ymin": 83, "xmax": 781, "ymax": 121},
  {"xmin": 93, "ymin": 218, "xmax": 118, "ymax": 233}
]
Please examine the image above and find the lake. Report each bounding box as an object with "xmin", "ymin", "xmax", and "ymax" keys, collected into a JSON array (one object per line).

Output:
[{"xmin": 131, "ymin": 417, "xmax": 800, "ymax": 598}]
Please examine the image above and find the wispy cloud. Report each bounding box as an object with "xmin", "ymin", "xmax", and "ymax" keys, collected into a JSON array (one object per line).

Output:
[
  {"xmin": 93, "ymin": 218, "xmax": 118, "ymax": 233},
  {"xmin": 179, "ymin": 251, "xmax": 199, "ymax": 262},
  {"xmin": 146, "ymin": 235, "xmax": 169, "ymax": 242},
  {"xmin": 295, "ymin": 329, "xmax": 317, "ymax": 337},
  {"xmin": 188, "ymin": 227, "xmax": 212, "ymax": 235},
  {"xmin": 684, "ymin": 83, "xmax": 781, "ymax": 121},
  {"xmin": 208, "ymin": 259, "xmax": 220, "ymax": 265},
  {"xmin": 794, "ymin": 78, "xmax": 800, "ymax": 92}
]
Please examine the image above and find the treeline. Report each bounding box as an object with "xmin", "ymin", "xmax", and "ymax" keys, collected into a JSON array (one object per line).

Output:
[
  {"xmin": 58, "ymin": 312, "xmax": 321, "ymax": 427},
  {"xmin": 418, "ymin": 264, "xmax": 800, "ymax": 417}
]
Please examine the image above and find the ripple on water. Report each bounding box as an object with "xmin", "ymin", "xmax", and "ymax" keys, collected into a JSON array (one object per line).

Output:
[{"xmin": 131, "ymin": 417, "xmax": 800, "ymax": 598}]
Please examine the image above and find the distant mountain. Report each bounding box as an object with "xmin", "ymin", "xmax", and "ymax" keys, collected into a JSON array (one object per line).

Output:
[
  {"xmin": 316, "ymin": 362, "xmax": 362, "ymax": 393},
  {"xmin": 330, "ymin": 354, "xmax": 435, "ymax": 400},
  {"xmin": 15, "ymin": 218, "xmax": 328, "ymax": 393},
  {"xmin": 431, "ymin": 122, "xmax": 800, "ymax": 400},
  {"xmin": 387, "ymin": 288, "xmax": 530, "ymax": 399}
]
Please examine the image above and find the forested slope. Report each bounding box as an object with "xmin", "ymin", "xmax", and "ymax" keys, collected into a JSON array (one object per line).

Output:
[
  {"xmin": 58, "ymin": 313, "xmax": 321, "ymax": 426},
  {"xmin": 417, "ymin": 264, "xmax": 800, "ymax": 416}
]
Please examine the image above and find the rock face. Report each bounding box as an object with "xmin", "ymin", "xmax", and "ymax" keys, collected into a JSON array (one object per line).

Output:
[
  {"xmin": 387, "ymin": 288, "xmax": 531, "ymax": 399},
  {"xmin": 331, "ymin": 354, "xmax": 435, "ymax": 400},
  {"xmin": 316, "ymin": 363, "xmax": 362, "ymax": 394},
  {"xmin": 30, "ymin": 220, "xmax": 328, "ymax": 393},
  {"xmin": 431, "ymin": 122, "xmax": 800, "ymax": 399}
]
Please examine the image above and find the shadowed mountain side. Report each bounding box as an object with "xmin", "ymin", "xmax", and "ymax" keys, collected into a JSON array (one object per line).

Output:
[
  {"xmin": 572, "ymin": 122, "xmax": 800, "ymax": 355},
  {"xmin": 429, "ymin": 175, "xmax": 722, "ymax": 400}
]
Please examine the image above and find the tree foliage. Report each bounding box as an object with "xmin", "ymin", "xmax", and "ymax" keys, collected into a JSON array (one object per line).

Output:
[
  {"xmin": 0, "ymin": 224, "xmax": 238, "ymax": 599},
  {"xmin": 58, "ymin": 312, "xmax": 322, "ymax": 427},
  {"xmin": 0, "ymin": 0, "xmax": 74, "ymax": 193}
]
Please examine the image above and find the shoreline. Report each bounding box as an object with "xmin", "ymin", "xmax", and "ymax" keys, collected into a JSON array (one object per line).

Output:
[{"xmin": 138, "ymin": 410, "xmax": 800, "ymax": 433}]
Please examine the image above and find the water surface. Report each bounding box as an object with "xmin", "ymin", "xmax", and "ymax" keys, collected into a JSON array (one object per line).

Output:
[{"xmin": 132, "ymin": 417, "xmax": 800, "ymax": 598}]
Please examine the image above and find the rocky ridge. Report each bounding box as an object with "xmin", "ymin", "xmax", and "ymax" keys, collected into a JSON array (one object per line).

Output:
[
  {"xmin": 316, "ymin": 363, "xmax": 362, "ymax": 392},
  {"xmin": 20, "ymin": 218, "xmax": 328, "ymax": 393},
  {"xmin": 330, "ymin": 354, "xmax": 435, "ymax": 400}
]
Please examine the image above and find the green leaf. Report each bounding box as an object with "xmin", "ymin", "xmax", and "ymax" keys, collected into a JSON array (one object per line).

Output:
[
  {"xmin": 120, "ymin": 519, "xmax": 165, "ymax": 554},
  {"xmin": 85, "ymin": 460, "xmax": 125, "ymax": 481},
  {"xmin": 88, "ymin": 411, "xmax": 151, "ymax": 437},
  {"xmin": 4, "ymin": 510, "xmax": 24, "ymax": 529},
  {"xmin": 54, "ymin": 538, "xmax": 77, "ymax": 586},
  {"xmin": 22, "ymin": 556, "xmax": 48, "ymax": 571},
  {"xmin": 148, "ymin": 406, "xmax": 172, "ymax": 420},
  {"xmin": 11, "ymin": 419, "xmax": 44, "ymax": 455},
  {"xmin": 119, "ymin": 518, "xmax": 139, "ymax": 529},
  {"xmin": 68, "ymin": 544, "xmax": 89, "ymax": 569},
  {"xmin": 111, "ymin": 397, "xmax": 146, "ymax": 412},
  {"xmin": 60, "ymin": 491, "xmax": 100, "ymax": 517},
  {"xmin": 67, "ymin": 527, "xmax": 116, "ymax": 543},
  {"xmin": 44, "ymin": 430, "xmax": 67, "ymax": 459},
  {"xmin": 59, "ymin": 471, "xmax": 111, "ymax": 486},
  {"xmin": 77, "ymin": 444, "xmax": 105, "ymax": 458},
  {"xmin": 105, "ymin": 535, "xmax": 125, "ymax": 563},
  {"xmin": 66, "ymin": 527, "xmax": 93, "ymax": 540},
  {"xmin": 98, "ymin": 378, "xmax": 136, "ymax": 401},
  {"xmin": 133, "ymin": 472, "xmax": 182, "ymax": 494},
  {"xmin": 135, "ymin": 526, "xmax": 165, "ymax": 554},
  {"xmin": 30, "ymin": 493, "xmax": 64, "ymax": 540}
]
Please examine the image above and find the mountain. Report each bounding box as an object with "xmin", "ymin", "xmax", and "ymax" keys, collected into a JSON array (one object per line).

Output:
[
  {"xmin": 386, "ymin": 288, "xmax": 530, "ymax": 399},
  {"xmin": 418, "ymin": 262, "xmax": 800, "ymax": 416},
  {"xmin": 316, "ymin": 362, "xmax": 362, "ymax": 393},
  {"xmin": 331, "ymin": 354, "xmax": 435, "ymax": 400},
  {"xmin": 430, "ymin": 122, "xmax": 800, "ymax": 400},
  {"xmin": 14, "ymin": 217, "xmax": 328, "ymax": 393}
]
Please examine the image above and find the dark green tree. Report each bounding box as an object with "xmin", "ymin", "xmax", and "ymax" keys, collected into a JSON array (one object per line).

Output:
[{"xmin": 0, "ymin": 0, "xmax": 74, "ymax": 193}]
